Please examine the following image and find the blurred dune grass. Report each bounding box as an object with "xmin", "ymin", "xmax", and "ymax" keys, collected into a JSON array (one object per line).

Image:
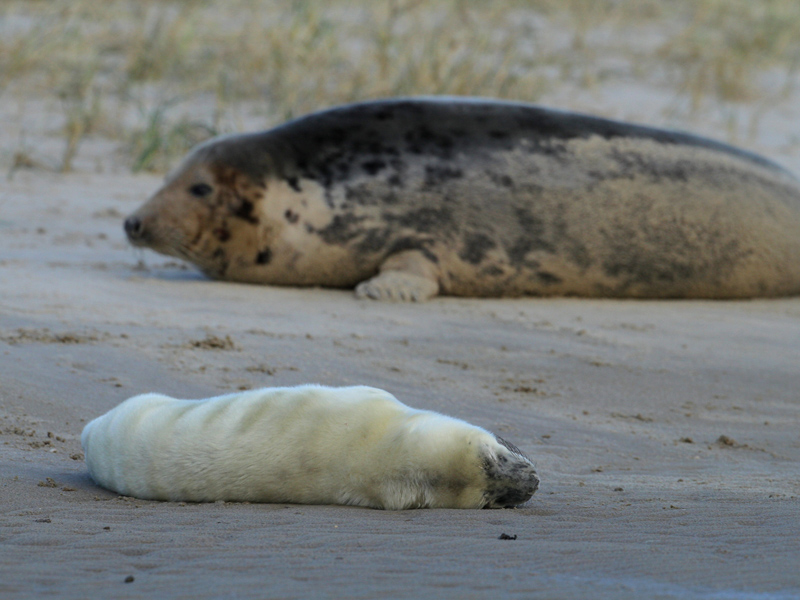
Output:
[{"xmin": 2, "ymin": 0, "xmax": 800, "ymax": 172}]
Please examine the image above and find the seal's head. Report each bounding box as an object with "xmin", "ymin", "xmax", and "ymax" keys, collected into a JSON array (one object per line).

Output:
[
  {"xmin": 123, "ymin": 135, "xmax": 273, "ymax": 280},
  {"xmin": 408, "ymin": 416, "xmax": 540, "ymax": 509},
  {"xmin": 481, "ymin": 435, "xmax": 540, "ymax": 508}
]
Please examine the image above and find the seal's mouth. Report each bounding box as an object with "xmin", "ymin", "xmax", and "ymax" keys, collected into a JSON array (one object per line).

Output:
[
  {"xmin": 123, "ymin": 213, "xmax": 186, "ymax": 256},
  {"xmin": 122, "ymin": 213, "xmax": 190, "ymax": 261},
  {"xmin": 485, "ymin": 477, "xmax": 540, "ymax": 508},
  {"xmin": 123, "ymin": 214, "xmax": 226, "ymax": 279}
]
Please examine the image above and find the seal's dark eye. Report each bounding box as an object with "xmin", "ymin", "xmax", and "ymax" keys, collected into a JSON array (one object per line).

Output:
[{"xmin": 189, "ymin": 183, "xmax": 213, "ymax": 198}]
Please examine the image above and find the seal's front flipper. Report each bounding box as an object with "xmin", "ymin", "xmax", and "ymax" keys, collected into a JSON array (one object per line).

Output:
[
  {"xmin": 355, "ymin": 250, "xmax": 440, "ymax": 302},
  {"xmin": 356, "ymin": 271, "xmax": 439, "ymax": 302}
]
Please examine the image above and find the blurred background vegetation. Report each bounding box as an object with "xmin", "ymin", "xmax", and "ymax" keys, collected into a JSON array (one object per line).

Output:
[{"xmin": 2, "ymin": 0, "xmax": 800, "ymax": 173}]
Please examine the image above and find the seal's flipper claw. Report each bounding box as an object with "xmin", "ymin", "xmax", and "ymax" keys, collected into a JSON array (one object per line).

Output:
[
  {"xmin": 355, "ymin": 271, "xmax": 438, "ymax": 302},
  {"xmin": 355, "ymin": 249, "xmax": 441, "ymax": 302}
]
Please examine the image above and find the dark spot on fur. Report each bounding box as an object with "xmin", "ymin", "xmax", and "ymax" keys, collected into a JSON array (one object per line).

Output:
[
  {"xmin": 315, "ymin": 213, "xmax": 367, "ymax": 245},
  {"xmin": 385, "ymin": 158, "xmax": 409, "ymax": 188},
  {"xmin": 489, "ymin": 130, "xmax": 509, "ymax": 139},
  {"xmin": 345, "ymin": 184, "xmax": 381, "ymax": 205},
  {"xmin": 417, "ymin": 126, "xmax": 436, "ymax": 142},
  {"xmin": 404, "ymin": 132, "xmax": 424, "ymax": 155},
  {"xmin": 233, "ymin": 199, "xmax": 259, "ymax": 224},
  {"xmin": 459, "ymin": 233, "xmax": 497, "ymax": 265},
  {"xmin": 542, "ymin": 202, "xmax": 593, "ymax": 270},
  {"xmin": 537, "ymin": 271, "xmax": 562, "ymax": 285},
  {"xmin": 487, "ymin": 171, "xmax": 515, "ymax": 189},
  {"xmin": 393, "ymin": 207, "xmax": 454, "ymax": 234},
  {"xmin": 386, "ymin": 238, "xmax": 440, "ymax": 264},
  {"xmin": 213, "ymin": 228, "xmax": 231, "ymax": 242},
  {"xmin": 419, "ymin": 247, "xmax": 440, "ymax": 265},
  {"xmin": 356, "ymin": 228, "xmax": 392, "ymax": 254},
  {"xmin": 506, "ymin": 208, "xmax": 553, "ymax": 266},
  {"xmin": 362, "ymin": 159, "xmax": 386, "ymax": 175},
  {"xmin": 602, "ymin": 251, "xmax": 695, "ymax": 284},
  {"xmin": 255, "ymin": 248, "xmax": 272, "ymax": 265},
  {"xmin": 284, "ymin": 209, "xmax": 299, "ymax": 224},
  {"xmin": 287, "ymin": 177, "xmax": 302, "ymax": 192},
  {"xmin": 424, "ymin": 165, "xmax": 463, "ymax": 188},
  {"xmin": 367, "ymin": 142, "xmax": 386, "ymax": 155},
  {"xmin": 403, "ymin": 128, "xmax": 455, "ymax": 159},
  {"xmin": 189, "ymin": 183, "xmax": 213, "ymax": 198},
  {"xmin": 335, "ymin": 161, "xmax": 351, "ymax": 179}
]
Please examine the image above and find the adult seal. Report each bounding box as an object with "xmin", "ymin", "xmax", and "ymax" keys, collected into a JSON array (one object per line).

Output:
[
  {"xmin": 124, "ymin": 97, "xmax": 800, "ymax": 300},
  {"xmin": 81, "ymin": 385, "xmax": 540, "ymax": 509}
]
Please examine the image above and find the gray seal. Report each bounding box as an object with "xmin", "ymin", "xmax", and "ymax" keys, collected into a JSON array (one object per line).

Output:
[
  {"xmin": 82, "ymin": 385, "xmax": 540, "ymax": 509},
  {"xmin": 124, "ymin": 97, "xmax": 800, "ymax": 300}
]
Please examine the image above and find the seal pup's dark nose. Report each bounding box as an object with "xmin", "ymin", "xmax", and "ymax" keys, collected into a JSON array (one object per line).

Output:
[{"xmin": 124, "ymin": 215, "xmax": 143, "ymax": 240}]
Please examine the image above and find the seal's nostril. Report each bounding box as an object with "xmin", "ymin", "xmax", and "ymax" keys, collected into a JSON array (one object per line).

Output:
[{"xmin": 124, "ymin": 216, "xmax": 143, "ymax": 238}]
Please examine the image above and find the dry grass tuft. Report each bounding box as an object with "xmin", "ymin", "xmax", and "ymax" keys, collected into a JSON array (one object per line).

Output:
[
  {"xmin": 1, "ymin": 0, "xmax": 799, "ymax": 172},
  {"xmin": 657, "ymin": 0, "xmax": 800, "ymax": 110}
]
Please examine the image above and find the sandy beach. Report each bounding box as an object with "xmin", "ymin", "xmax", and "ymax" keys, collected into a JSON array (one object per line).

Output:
[
  {"xmin": 2, "ymin": 164, "xmax": 799, "ymax": 598},
  {"xmin": 2, "ymin": 3, "xmax": 800, "ymax": 598}
]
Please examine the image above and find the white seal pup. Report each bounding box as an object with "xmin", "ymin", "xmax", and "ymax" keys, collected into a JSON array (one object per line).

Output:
[
  {"xmin": 123, "ymin": 97, "xmax": 800, "ymax": 300},
  {"xmin": 81, "ymin": 385, "xmax": 539, "ymax": 509}
]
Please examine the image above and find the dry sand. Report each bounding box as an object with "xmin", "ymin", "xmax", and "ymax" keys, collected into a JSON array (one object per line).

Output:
[{"xmin": 2, "ymin": 92, "xmax": 800, "ymax": 600}]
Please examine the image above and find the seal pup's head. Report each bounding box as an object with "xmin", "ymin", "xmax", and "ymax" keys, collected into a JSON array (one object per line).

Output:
[
  {"xmin": 398, "ymin": 414, "xmax": 540, "ymax": 509},
  {"xmin": 480, "ymin": 435, "xmax": 540, "ymax": 508},
  {"xmin": 123, "ymin": 135, "xmax": 275, "ymax": 280}
]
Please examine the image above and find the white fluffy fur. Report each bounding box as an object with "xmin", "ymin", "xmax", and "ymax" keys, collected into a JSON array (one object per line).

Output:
[{"xmin": 81, "ymin": 385, "xmax": 539, "ymax": 509}]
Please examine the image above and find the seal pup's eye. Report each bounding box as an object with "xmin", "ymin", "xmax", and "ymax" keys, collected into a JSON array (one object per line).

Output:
[{"xmin": 189, "ymin": 183, "xmax": 213, "ymax": 198}]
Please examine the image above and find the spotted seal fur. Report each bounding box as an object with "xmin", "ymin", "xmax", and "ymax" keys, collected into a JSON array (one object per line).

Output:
[
  {"xmin": 81, "ymin": 385, "xmax": 540, "ymax": 509},
  {"xmin": 124, "ymin": 97, "xmax": 800, "ymax": 300}
]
